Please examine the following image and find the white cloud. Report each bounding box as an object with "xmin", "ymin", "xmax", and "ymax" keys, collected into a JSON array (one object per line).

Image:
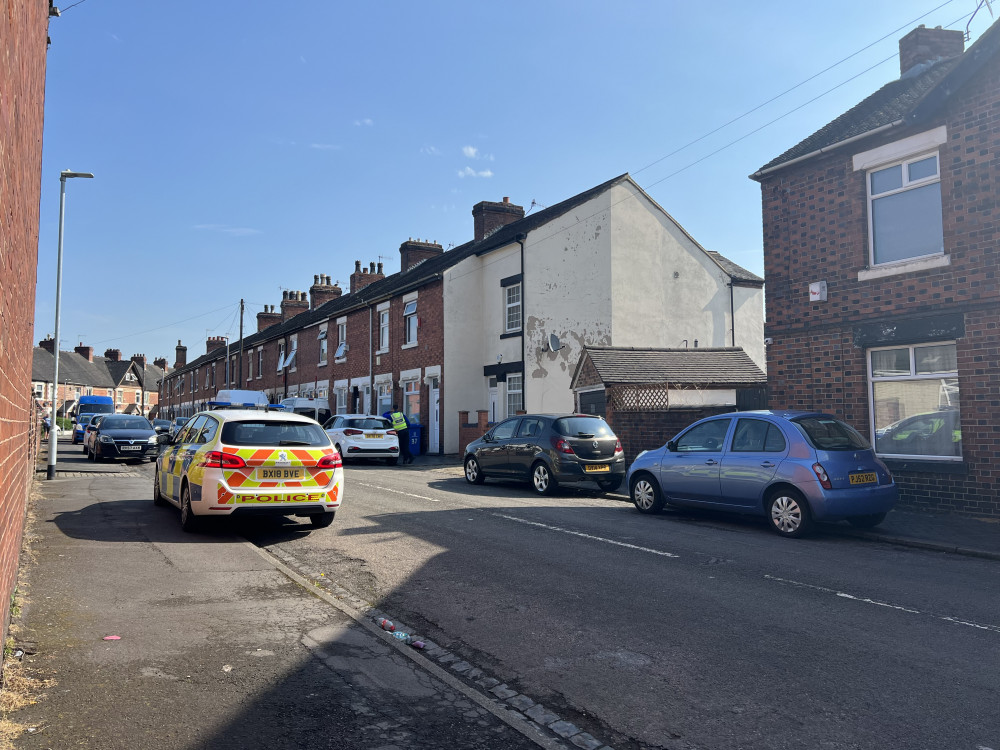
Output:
[
  {"xmin": 194, "ymin": 224, "xmax": 262, "ymax": 237},
  {"xmin": 457, "ymin": 167, "xmax": 493, "ymax": 178},
  {"xmin": 354, "ymin": 118, "xmax": 374, "ymax": 127},
  {"xmin": 462, "ymin": 145, "xmax": 479, "ymax": 158},
  {"xmin": 309, "ymin": 143, "xmax": 340, "ymax": 150},
  {"xmin": 421, "ymin": 145, "xmax": 441, "ymax": 156}
]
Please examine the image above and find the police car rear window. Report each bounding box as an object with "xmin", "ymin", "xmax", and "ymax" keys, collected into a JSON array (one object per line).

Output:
[{"xmin": 221, "ymin": 420, "xmax": 331, "ymax": 447}]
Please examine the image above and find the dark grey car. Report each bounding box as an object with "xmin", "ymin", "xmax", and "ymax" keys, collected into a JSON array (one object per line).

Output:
[{"xmin": 463, "ymin": 414, "xmax": 626, "ymax": 495}]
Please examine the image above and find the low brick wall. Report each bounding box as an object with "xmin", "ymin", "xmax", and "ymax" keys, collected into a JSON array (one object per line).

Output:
[{"xmin": 458, "ymin": 410, "xmax": 494, "ymax": 456}]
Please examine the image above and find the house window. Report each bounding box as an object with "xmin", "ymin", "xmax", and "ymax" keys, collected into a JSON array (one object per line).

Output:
[
  {"xmin": 379, "ymin": 310, "xmax": 389, "ymax": 351},
  {"xmin": 318, "ymin": 325, "xmax": 328, "ymax": 365},
  {"xmin": 868, "ymin": 153, "xmax": 943, "ymax": 265},
  {"xmin": 335, "ymin": 319, "xmax": 347, "ymax": 360},
  {"xmin": 403, "ymin": 300, "xmax": 418, "ymax": 345},
  {"xmin": 288, "ymin": 335, "xmax": 297, "ymax": 372},
  {"xmin": 335, "ymin": 387, "xmax": 348, "ymax": 415},
  {"xmin": 506, "ymin": 374, "xmax": 523, "ymax": 417},
  {"xmin": 247, "ymin": 352, "xmax": 253, "ymax": 381},
  {"xmin": 404, "ymin": 380, "xmax": 420, "ymax": 424},
  {"xmin": 277, "ymin": 342, "xmax": 286, "ymax": 372},
  {"xmin": 505, "ymin": 283, "xmax": 522, "ymax": 332},
  {"xmin": 870, "ymin": 342, "xmax": 960, "ymax": 459},
  {"xmin": 257, "ymin": 348, "xmax": 263, "ymax": 378},
  {"xmin": 135, "ymin": 391, "xmax": 141, "ymax": 404},
  {"xmin": 377, "ymin": 383, "xmax": 392, "ymax": 415}
]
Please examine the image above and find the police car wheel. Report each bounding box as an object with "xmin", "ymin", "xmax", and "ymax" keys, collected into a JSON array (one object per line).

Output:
[
  {"xmin": 179, "ymin": 484, "xmax": 199, "ymax": 533},
  {"xmin": 309, "ymin": 512, "xmax": 335, "ymax": 528},
  {"xmin": 153, "ymin": 469, "xmax": 168, "ymax": 507}
]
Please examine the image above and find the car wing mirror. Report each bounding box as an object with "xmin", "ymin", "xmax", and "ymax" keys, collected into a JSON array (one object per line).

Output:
[{"xmin": 666, "ymin": 440, "xmax": 678, "ymax": 452}]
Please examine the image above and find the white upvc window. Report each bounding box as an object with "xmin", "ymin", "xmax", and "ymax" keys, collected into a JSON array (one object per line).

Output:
[
  {"xmin": 257, "ymin": 348, "xmax": 263, "ymax": 378},
  {"xmin": 379, "ymin": 309, "xmax": 389, "ymax": 352},
  {"xmin": 403, "ymin": 300, "xmax": 418, "ymax": 346},
  {"xmin": 335, "ymin": 317, "xmax": 348, "ymax": 360},
  {"xmin": 403, "ymin": 379, "xmax": 421, "ymax": 424},
  {"xmin": 318, "ymin": 324, "xmax": 328, "ymax": 365},
  {"xmin": 506, "ymin": 374, "xmax": 523, "ymax": 418},
  {"xmin": 277, "ymin": 342, "xmax": 286, "ymax": 372},
  {"xmin": 867, "ymin": 153, "xmax": 943, "ymax": 266},
  {"xmin": 247, "ymin": 352, "xmax": 254, "ymax": 381},
  {"xmin": 869, "ymin": 342, "xmax": 960, "ymax": 460},
  {"xmin": 504, "ymin": 283, "xmax": 522, "ymax": 332},
  {"xmin": 288, "ymin": 334, "xmax": 298, "ymax": 372}
]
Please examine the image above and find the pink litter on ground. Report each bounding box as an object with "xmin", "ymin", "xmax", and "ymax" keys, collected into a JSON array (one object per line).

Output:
[{"xmin": 102, "ymin": 635, "xmax": 121, "ymax": 641}]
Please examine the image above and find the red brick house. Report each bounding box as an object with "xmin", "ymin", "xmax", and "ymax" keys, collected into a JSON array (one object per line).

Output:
[{"xmin": 751, "ymin": 22, "xmax": 1000, "ymax": 517}]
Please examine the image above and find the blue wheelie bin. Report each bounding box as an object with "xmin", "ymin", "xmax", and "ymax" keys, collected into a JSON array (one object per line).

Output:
[{"xmin": 408, "ymin": 423, "xmax": 423, "ymax": 457}]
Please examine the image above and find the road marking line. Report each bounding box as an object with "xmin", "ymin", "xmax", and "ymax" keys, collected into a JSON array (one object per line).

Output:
[
  {"xmin": 492, "ymin": 513, "xmax": 679, "ymax": 558},
  {"xmin": 358, "ymin": 482, "xmax": 439, "ymax": 502},
  {"xmin": 765, "ymin": 575, "xmax": 1000, "ymax": 634}
]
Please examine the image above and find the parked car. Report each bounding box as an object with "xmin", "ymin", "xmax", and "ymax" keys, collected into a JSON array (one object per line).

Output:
[
  {"xmin": 152, "ymin": 419, "xmax": 172, "ymax": 433},
  {"xmin": 154, "ymin": 409, "xmax": 343, "ymax": 532},
  {"xmin": 626, "ymin": 410, "xmax": 899, "ymax": 538},
  {"xmin": 168, "ymin": 417, "xmax": 189, "ymax": 438},
  {"xmin": 323, "ymin": 414, "xmax": 399, "ymax": 464},
  {"xmin": 874, "ymin": 408, "xmax": 961, "ymax": 458},
  {"xmin": 81, "ymin": 414, "xmax": 107, "ymax": 454},
  {"xmin": 463, "ymin": 413, "xmax": 625, "ymax": 495},
  {"xmin": 72, "ymin": 395, "xmax": 115, "ymax": 443},
  {"xmin": 87, "ymin": 414, "xmax": 161, "ymax": 463},
  {"xmin": 281, "ymin": 397, "xmax": 332, "ymax": 425}
]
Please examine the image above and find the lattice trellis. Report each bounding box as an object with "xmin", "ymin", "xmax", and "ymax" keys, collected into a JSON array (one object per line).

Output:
[{"xmin": 609, "ymin": 384, "xmax": 671, "ymax": 412}]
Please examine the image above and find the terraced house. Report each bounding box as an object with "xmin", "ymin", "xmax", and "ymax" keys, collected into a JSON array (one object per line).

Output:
[
  {"xmin": 752, "ymin": 21, "xmax": 1000, "ymax": 517},
  {"xmin": 159, "ymin": 174, "xmax": 765, "ymax": 455}
]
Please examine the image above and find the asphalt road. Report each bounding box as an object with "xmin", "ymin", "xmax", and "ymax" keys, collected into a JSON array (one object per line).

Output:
[{"xmin": 236, "ymin": 461, "xmax": 1000, "ymax": 750}]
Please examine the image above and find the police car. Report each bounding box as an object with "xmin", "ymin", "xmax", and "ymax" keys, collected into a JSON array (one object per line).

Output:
[{"xmin": 154, "ymin": 409, "xmax": 343, "ymax": 532}]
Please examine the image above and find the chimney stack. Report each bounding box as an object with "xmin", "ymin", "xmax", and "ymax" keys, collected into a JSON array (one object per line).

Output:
[
  {"xmin": 131, "ymin": 354, "xmax": 147, "ymax": 369},
  {"xmin": 39, "ymin": 337, "xmax": 56, "ymax": 354},
  {"xmin": 104, "ymin": 349, "xmax": 122, "ymax": 362},
  {"xmin": 350, "ymin": 259, "xmax": 386, "ymax": 294},
  {"xmin": 153, "ymin": 357, "xmax": 168, "ymax": 371},
  {"xmin": 399, "ymin": 238, "xmax": 444, "ymax": 272},
  {"xmin": 281, "ymin": 290, "xmax": 309, "ymax": 322},
  {"xmin": 174, "ymin": 340, "xmax": 187, "ymax": 369},
  {"xmin": 899, "ymin": 24, "xmax": 964, "ymax": 78},
  {"xmin": 206, "ymin": 336, "xmax": 228, "ymax": 355},
  {"xmin": 74, "ymin": 343, "xmax": 94, "ymax": 362},
  {"xmin": 309, "ymin": 272, "xmax": 343, "ymax": 309},
  {"xmin": 257, "ymin": 304, "xmax": 282, "ymax": 332},
  {"xmin": 472, "ymin": 196, "xmax": 525, "ymax": 242}
]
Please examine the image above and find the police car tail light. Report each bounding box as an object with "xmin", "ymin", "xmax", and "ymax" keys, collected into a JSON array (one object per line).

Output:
[
  {"xmin": 343, "ymin": 429, "xmax": 364, "ymax": 436},
  {"xmin": 317, "ymin": 453, "xmax": 342, "ymax": 469},
  {"xmin": 202, "ymin": 451, "xmax": 246, "ymax": 469}
]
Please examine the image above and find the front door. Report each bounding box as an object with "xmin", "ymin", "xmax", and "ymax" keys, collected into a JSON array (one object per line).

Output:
[
  {"xmin": 488, "ymin": 377, "xmax": 499, "ymax": 423},
  {"xmin": 428, "ymin": 379, "xmax": 440, "ymax": 454}
]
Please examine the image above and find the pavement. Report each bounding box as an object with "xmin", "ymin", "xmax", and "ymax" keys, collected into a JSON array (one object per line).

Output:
[{"xmin": 8, "ymin": 438, "xmax": 998, "ymax": 748}]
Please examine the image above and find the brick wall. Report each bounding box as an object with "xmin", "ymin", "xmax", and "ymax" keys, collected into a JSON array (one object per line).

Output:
[
  {"xmin": 458, "ymin": 410, "xmax": 493, "ymax": 455},
  {"xmin": 0, "ymin": 0, "xmax": 49, "ymax": 647},
  {"xmin": 759, "ymin": 59, "xmax": 1000, "ymax": 516}
]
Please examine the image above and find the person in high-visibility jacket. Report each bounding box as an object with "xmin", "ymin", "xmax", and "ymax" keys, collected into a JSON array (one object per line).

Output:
[{"xmin": 389, "ymin": 405, "xmax": 413, "ymax": 464}]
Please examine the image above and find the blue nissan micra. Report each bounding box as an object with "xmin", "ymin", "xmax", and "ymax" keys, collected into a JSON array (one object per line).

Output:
[{"xmin": 626, "ymin": 411, "xmax": 898, "ymax": 538}]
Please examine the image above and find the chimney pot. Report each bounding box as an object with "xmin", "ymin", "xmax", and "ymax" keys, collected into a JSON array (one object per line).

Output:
[
  {"xmin": 355, "ymin": 260, "xmax": 361, "ymax": 272},
  {"xmin": 314, "ymin": 274, "xmax": 319, "ymax": 284}
]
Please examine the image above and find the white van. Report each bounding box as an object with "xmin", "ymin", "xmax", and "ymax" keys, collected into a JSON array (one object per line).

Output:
[{"xmin": 280, "ymin": 397, "xmax": 332, "ymax": 424}]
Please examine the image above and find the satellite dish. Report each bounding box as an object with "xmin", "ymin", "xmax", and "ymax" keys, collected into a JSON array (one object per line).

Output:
[{"xmin": 548, "ymin": 333, "xmax": 563, "ymax": 352}]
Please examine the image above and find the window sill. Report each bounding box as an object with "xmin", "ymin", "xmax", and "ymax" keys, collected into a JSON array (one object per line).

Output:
[
  {"xmin": 375, "ymin": 348, "xmax": 388, "ymax": 356},
  {"xmin": 334, "ymin": 358, "xmax": 346, "ymax": 365},
  {"xmin": 318, "ymin": 361, "xmax": 328, "ymax": 367},
  {"xmin": 858, "ymin": 254, "xmax": 949, "ymax": 281},
  {"xmin": 881, "ymin": 457, "xmax": 967, "ymax": 475},
  {"xmin": 401, "ymin": 342, "xmax": 418, "ymax": 350},
  {"xmin": 500, "ymin": 330, "xmax": 522, "ymax": 340}
]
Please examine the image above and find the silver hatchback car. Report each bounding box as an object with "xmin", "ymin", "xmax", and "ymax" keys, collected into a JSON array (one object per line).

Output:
[{"xmin": 626, "ymin": 410, "xmax": 898, "ymax": 538}]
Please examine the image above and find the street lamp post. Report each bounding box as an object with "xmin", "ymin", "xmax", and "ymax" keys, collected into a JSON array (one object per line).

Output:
[{"xmin": 47, "ymin": 170, "xmax": 94, "ymax": 480}]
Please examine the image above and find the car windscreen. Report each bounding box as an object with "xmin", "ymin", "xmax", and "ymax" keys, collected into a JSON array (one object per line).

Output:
[
  {"xmin": 792, "ymin": 416, "xmax": 870, "ymax": 451},
  {"xmin": 345, "ymin": 418, "xmax": 391, "ymax": 430},
  {"xmin": 221, "ymin": 420, "xmax": 331, "ymax": 447},
  {"xmin": 80, "ymin": 404, "xmax": 115, "ymax": 415},
  {"xmin": 101, "ymin": 417, "xmax": 152, "ymax": 430},
  {"xmin": 552, "ymin": 416, "xmax": 615, "ymax": 438}
]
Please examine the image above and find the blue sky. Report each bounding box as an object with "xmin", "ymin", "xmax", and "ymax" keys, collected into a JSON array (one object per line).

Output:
[{"xmin": 33, "ymin": 0, "xmax": 995, "ymax": 365}]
